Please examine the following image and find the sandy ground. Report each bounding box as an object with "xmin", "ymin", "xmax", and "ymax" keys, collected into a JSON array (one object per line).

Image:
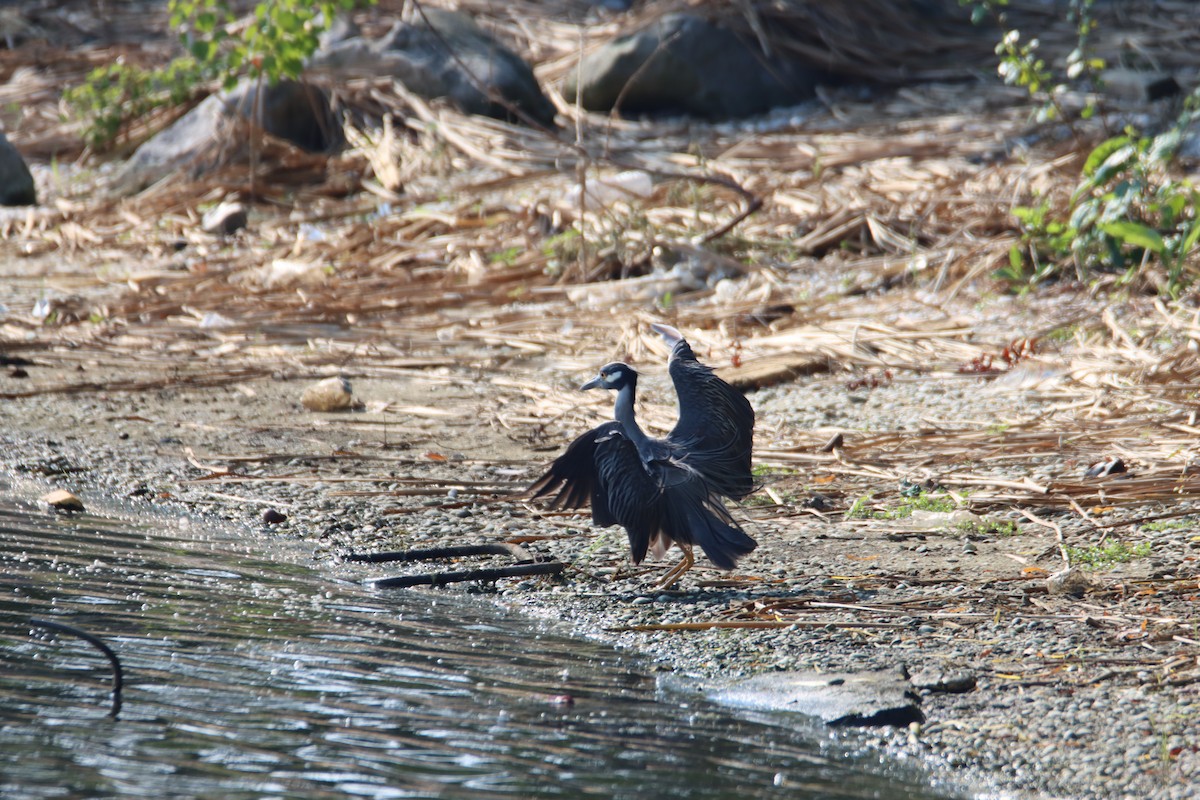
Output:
[
  {"xmin": 3, "ymin": 5, "xmax": 1200, "ymax": 795},
  {"xmin": 3, "ymin": 320, "xmax": 1199, "ymax": 800}
]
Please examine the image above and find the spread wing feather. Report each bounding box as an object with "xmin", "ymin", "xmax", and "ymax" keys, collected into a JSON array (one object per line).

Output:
[
  {"xmin": 529, "ymin": 421, "xmax": 623, "ymax": 526},
  {"xmin": 663, "ymin": 340, "xmax": 755, "ymax": 500}
]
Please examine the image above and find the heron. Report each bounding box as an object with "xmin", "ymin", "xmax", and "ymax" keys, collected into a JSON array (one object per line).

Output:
[{"xmin": 530, "ymin": 323, "xmax": 757, "ymax": 588}]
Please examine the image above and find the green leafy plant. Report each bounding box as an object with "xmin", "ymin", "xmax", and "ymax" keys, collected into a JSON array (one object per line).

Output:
[
  {"xmin": 845, "ymin": 490, "xmax": 961, "ymax": 520},
  {"xmin": 1070, "ymin": 128, "xmax": 1200, "ymax": 293},
  {"xmin": 1007, "ymin": 115, "xmax": 1200, "ymax": 295},
  {"xmin": 1066, "ymin": 540, "xmax": 1151, "ymax": 569},
  {"xmin": 894, "ymin": 492, "xmax": 959, "ymax": 517},
  {"xmin": 751, "ymin": 464, "xmax": 798, "ymax": 478},
  {"xmin": 995, "ymin": 28, "xmax": 1056, "ymax": 120},
  {"xmin": 845, "ymin": 494, "xmax": 879, "ymax": 519},
  {"xmin": 963, "ymin": 0, "xmax": 1105, "ymax": 130},
  {"xmin": 65, "ymin": 57, "xmax": 207, "ymax": 149},
  {"xmin": 67, "ymin": 0, "xmax": 371, "ymax": 149},
  {"xmin": 171, "ymin": 0, "xmax": 365, "ymax": 90},
  {"xmin": 964, "ymin": 0, "xmax": 1200, "ymax": 295},
  {"xmin": 1140, "ymin": 518, "xmax": 1192, "ymax": 533},
  {"xmin": 996, "ymin": 199, "xmax": 1075, "ymax": 289},
  {"xmin": 951, "ymin": 516, "xmax": 1019, "ymax": 536},
  {"xmin": 489, "ymin": 246, "xmax": 522, "ymax": 266}
]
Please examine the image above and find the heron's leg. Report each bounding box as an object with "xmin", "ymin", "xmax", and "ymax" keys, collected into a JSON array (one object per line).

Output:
[{"xmin": 655, "ymin": 543, "xmax": 694, "ymax": 590}]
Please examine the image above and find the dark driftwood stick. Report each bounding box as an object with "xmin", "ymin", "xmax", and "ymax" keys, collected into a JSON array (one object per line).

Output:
[
  {"xmin": 607, "ymin": 619, "xmax": 910, "ymax": 633},
  {"xmin": 30, "ymin": 618, "xmax": 124, "ymax": 719},
  {"xmin": 372, "ymin": 561, "xmax": 566, "ymax": 589},
  {"xmin": 345, "ymin": 543, "xmax": 534, "ymax": 563}
]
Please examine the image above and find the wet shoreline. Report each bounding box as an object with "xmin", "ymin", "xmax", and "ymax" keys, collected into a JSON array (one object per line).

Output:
[
  {"xmin": 1, "ymin": 469, "xmax": 948, "ymax": 800},
  {"xmin": 4, "ymin": 359, "xmax": 1198, "ymax": 800}
]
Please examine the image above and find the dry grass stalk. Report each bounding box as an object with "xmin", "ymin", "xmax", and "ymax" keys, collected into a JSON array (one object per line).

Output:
[{"xmin": 4, "ymin": 1, "xmax": 1200, "ymax": 543}]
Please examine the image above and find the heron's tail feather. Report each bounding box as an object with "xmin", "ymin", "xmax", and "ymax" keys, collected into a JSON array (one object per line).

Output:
[{"xmin": 668, "ymin": 498, "xmax": 756, "ymax": 571}]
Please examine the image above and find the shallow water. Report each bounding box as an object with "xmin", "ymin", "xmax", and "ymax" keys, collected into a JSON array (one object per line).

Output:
[{"xmin": 0, "ymin": 491, "xmax": 956, "ymax": 799}]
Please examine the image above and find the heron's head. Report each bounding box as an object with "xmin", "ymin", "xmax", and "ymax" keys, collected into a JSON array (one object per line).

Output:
[{"xmin": 581, "ymin": 362, "xmax": 637, "ymax": 392}]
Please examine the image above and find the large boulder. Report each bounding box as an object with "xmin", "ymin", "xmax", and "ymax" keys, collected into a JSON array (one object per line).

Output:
[
  {"xmin": 115, "ymin": 79, "xmax": 339, "ymax": 194},
  {"xmin": 565, "ymin": 12, "xmax": 820, "ymax": 118},
  {"xmin": 0, "ymin": 133, "xmax": 36, "ymax": 205},
  {"xmin": 313, "ymin": 8, "xmax": 556, "ymax": 127}
]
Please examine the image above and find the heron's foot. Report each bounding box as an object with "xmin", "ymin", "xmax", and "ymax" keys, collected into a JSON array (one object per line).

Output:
[{"xmin": 654, "ymin": 549, "xmax": 694, "ymax": 591}]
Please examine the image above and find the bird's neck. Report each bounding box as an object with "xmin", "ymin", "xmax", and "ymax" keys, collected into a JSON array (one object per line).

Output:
[{"xmin": 614, "ymin": 383, "xmax": 652, "ymax": 457}]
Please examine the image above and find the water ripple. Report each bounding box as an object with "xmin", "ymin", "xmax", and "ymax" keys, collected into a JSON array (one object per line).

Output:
[{"xmin": 0, "ymin": 500, "xmax": 952, "ymax": 800}]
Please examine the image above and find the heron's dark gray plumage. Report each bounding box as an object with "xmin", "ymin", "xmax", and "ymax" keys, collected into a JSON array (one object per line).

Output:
[{"xmin": 530, "ymin": 324, "xmax": 756, "ymax": 586}]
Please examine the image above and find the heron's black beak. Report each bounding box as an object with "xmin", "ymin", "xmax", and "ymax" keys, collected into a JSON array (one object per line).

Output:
[{"xmin": 580, "ymin": 375, "xmax": 603, "ymax": 391}]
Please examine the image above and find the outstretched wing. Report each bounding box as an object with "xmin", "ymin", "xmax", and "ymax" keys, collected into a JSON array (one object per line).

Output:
[
  {"xmin": 530, "ymin": 421, "xmax": 662, "ymax": 551},
  {"xmin": 662, "ymin": 337, "xmax": 756, "ymax": 499},
  {"xmin": 529, "ymin": 421, "xmax": 624, "ymax": 526}
]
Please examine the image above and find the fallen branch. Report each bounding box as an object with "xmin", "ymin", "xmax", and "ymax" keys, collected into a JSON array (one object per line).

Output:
[
  {"xmin": 607, "ymin": 619, "xmax": 909, "ymax": 632},
  {"xmin": 0, "ymin": 368, "xmax": 274, "ymax": 399},
  {"xmin": 350, "ymin": 541, "xmax": 566, "ymax": 587},
  {"xmin": 371, "ymin": 561, "xmax": 565, "ymax": 588},
  {"xmin": 345, "ymin": 542, "xmax": 536, "ymax": 563},
  {"xmin": 1017, "ymin": 508, "xmax": 1070, "ymax": 569}
]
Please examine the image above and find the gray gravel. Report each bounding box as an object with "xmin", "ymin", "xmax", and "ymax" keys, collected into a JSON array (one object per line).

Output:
[{"xmin": 3, "ymin": 362, "xmax": 1199, "ymax": 800}]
